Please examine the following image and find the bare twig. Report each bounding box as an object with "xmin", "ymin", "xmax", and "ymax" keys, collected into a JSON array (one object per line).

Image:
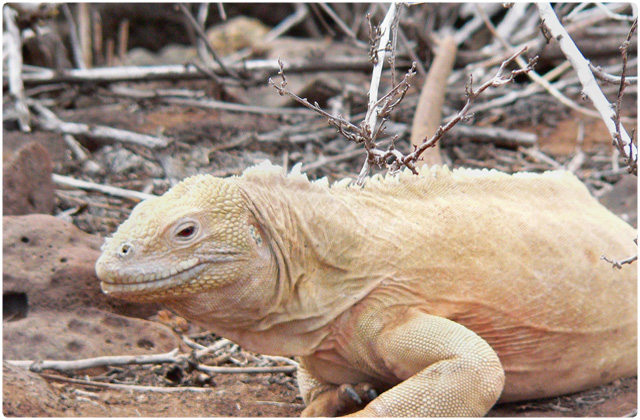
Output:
[
  {"xmin": 612, "ymin": 18, "xmax": 638, "ymax": 175},
  {"xmin": 178, "ymin": 3, "xmax": 241, "ymax": 80},
  {"xmin": 317, "ymin": 3, "xmax": 360, "ymax": 44},
  {"xmin": 447, "ymin": 124, "xmax": 537, "ymax": 148},
  {"xmin": 195, "ymin": 3, "xmax": 213, "ymax": 68},
  {"xmin": 365, "ymin": 4, "xmax": 399, "ymax": 133},
  {"xmin": 61, "ymin": 4, "xmax": 87, "ymax": 69},
  {"xmin": 593, "ymin": 2, "xmax": 636, "ymax": 22},
  {"xmin": 270, "ymin": 13, "xmax": 532, "ymax": 183},
  {"xmin": 164, "ymin": 97, "xmax": 315, "ymax": 116},
  {"xmin": 589, "ymin": 62, "xmax": 637, "ymax": 85},
  {"xmin": 601, "ymin": 253, "xmax": 638, "ymax": 269},
  {"xmin": 401, "ymin": 47, "xmax": 536, "ymax": 172},
  {"xmin": 264, "ymin": 4, "xmax": 309, "ymax": 43},
  {"xmin": 216, "ymin": 2, "xmax": 226, "ymax": 20},
  {"xmin": 602, "ymin": 235, "xmax": 638, "ymax": 268},
  {"xmin": 117, "ymin": 19, "xmax": 129, "ymax": 63},
  {"xmin": 536, "ymin": 3, "xmax": 637, "ymax": 168},
  {"xmin": 78, "ymin": 3, "xmax": 92, "ymax": 67},
  {"xmin": 476, "ymin": 4, "xmax": 604, "ymax": 121}
]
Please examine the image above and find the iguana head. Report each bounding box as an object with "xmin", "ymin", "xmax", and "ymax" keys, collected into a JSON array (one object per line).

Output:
[{"xmin": 95, "ymin": 174, "xmax": 277, "ymax": 310}]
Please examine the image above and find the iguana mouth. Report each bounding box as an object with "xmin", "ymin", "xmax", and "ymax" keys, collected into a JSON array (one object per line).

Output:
[{"xmin": 100, "ymin": 258, "xmax": 205, "ymax": 294}]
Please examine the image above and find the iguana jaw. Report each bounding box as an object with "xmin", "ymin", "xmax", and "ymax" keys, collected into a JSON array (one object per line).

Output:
[{"xmin": 97, "ymin": 257, "xmax": 209, "ymax": 300}]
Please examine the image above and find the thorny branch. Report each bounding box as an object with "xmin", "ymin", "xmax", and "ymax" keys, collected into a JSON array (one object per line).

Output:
[
  {"xmin": 270, "ymin": 46, "xmax": 535, "ymax": 184},
  {"xmin": 269, "ymin": 58, "xmax": 417, "ymax": 184},
  {"xmin": 400, "ymin": 47, "xmax": 537, "ymax": 173}
]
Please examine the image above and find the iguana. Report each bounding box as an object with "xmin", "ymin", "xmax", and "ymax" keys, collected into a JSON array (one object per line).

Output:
[{"xmin": 95, "ymin": 161, "xmax": 637, "ymax": 416}]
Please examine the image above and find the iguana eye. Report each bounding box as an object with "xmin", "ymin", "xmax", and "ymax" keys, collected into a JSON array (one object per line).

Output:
[
  {"xmin": 177, "ymin": 226, "xmax": 195, "ymax": 237},
  {"xmin": 173, "ymin": 222, "xmax": 198, "ymax": 241}
]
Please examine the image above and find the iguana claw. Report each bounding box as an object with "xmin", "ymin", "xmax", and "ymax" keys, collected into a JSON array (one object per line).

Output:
[{"xmin": 301, "ymin": 383, "xmax": 377, "ymax": 417}]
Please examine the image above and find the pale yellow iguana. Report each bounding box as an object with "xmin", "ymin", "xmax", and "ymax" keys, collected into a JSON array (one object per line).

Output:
[{"xmin": 95, "ymin": 161, "xmax": 637, "ymax": 417}]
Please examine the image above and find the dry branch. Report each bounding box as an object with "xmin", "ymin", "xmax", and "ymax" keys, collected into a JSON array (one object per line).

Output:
[
  {"xmin": 30, "ymin": 100, "xmax": 171, "ymax": 148},
  {"xmin": 40, "ymin": 373, "xmax": 213, "ymax": 393},
  {"xmin": 52, "ymin": 174, "xmax": 155, "ymax": 202},
  {"xmin": 196, "ymin": 365, "xmax": 296, "ymax": 374},
  {"xmin": 400, "ymin": 47, "xmax": 537, "ymax": 172},
  {"xmin": 178, "ymin": 3, "xmax": 240, "ymax": 80},
  {"xmin": 3, "ymin": 5, "xmax": 32, "ymax": 131},
  {"xmin": 6, "ymin": 349, "xmax": 182, "ymax": 373},
  {"xmin": 14, "ymin": 57, "xmax": 405, "ymax": 87},
  {"xmin": 536, "ymin": 3, "xmax": 637, "ymax": 170},
  {"xmin": 270, "ymin": 9, "xmax": 534, "ymax": 184},
  {"xmin": 447, "ymin": 125, "xmax": 537, "ymax": 148}
]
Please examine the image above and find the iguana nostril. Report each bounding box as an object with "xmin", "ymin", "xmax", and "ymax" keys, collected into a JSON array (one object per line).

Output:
[{"xmin": 119, "ymin": 243, "xmax": 133, "ymax": 256}]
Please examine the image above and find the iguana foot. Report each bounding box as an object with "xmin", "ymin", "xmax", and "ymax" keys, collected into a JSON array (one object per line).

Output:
[{"xmin": 300, "ymin": 383, "xmax": 377, "ymax": 417}]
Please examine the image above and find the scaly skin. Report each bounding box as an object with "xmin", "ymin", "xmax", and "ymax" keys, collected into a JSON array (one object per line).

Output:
[{"xmin": 96, "ymin": 162, "xmax": 637, "ymax": 416}]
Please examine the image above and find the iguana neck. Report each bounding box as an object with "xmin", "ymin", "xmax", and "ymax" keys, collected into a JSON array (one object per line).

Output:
[{"xmin": 235, "ymin": 173, "xmax": 385, "ymax": 353}]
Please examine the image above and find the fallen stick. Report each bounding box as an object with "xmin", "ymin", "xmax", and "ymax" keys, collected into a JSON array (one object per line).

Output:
[
  {"xmin": 40, "ymin": 373, "xmax": 213, "ymax": 393},
  {"xmin": 6, "ymin": 349, "xmax": 182, "ymax": 372},
  {"xmin": 447, "ymin": 124, "xmax": 537, "ymax": 148},
  {"xmin": 30, "ymin": 100, "xmax": 170, "ymax": 148},
  {"xmin": 196, "ymin": 365, "xmax": 296, "ymax": 374},
  {"xmin": 164, "ymin": 97, "xmax": 315, "ymax": 116},
  {"xmin": 52, "ymin": 174, "xmax": 155, "ymax": 201},
  {"xmin": 15, "ymin": 56, "xmax": 409, "ymax": 87}
]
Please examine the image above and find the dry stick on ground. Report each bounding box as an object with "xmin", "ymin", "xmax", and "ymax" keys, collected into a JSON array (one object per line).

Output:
[
  {"xmin": 29, "ymin": 100, "xmax": 170, "ymax": 149},
  {"xmin": 15, "ymin": 56, "xmax": 403, "ymax": 87},
  {"xmin": 536, "ymin": 3, "xmax": 637, "ymax": 171},
  {"xmin": 40, "ymin": 373, "xmax": 214, "ymax": 393},
  {"xmin": 7, "ymin": 349, "xmax": 183, "ymax": 373},
  {"xmin": 317, "ymin": 3, "xmax": 366, "ymax": 48},
  {"xmin": 195, "ymin": 3, "xmax": 213, "ymax": 68},
  {"xmin": 589, "ymin": 62, "xmax": 638, "ymax": 85},
  {"xmin": 8, "ymin": 345, "xmax": 297, "ymax": 375},
  {"xmin": 53, "ymin": 174, "xmax": 155, "ymax": 201}
]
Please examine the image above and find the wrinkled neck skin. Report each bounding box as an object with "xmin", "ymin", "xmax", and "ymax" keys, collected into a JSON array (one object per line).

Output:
[{"xmin": 206, "ymin": 174, "xmax": 386, "ymax": 356}]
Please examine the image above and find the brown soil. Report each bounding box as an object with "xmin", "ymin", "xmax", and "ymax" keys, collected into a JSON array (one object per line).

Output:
[{"xmin": 4, "ymin": 360, "xmax": 636, "ymax": 417}]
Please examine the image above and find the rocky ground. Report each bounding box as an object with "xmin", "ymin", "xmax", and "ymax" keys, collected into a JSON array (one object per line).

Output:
[{"xmin": 3, "ymin": 3, "xmax": 637, "ymax": 417}]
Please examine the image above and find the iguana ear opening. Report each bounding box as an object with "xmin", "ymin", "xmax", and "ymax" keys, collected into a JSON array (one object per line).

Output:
[{"xmin": 249, "ymin": 224, "xmax": 264, "ymax": 247}]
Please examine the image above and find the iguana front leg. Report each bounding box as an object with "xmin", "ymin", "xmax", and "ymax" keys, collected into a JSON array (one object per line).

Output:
[{"xmin": 301, "ymin": 309, "xmax": 505, "ymax": 417}]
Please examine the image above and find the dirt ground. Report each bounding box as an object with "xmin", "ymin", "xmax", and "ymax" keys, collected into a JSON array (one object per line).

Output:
[
  {"xmin": 3, "ymin": 359, "xmax": 637, "ymax": 417},
  {"xmin": 3, "ymin": 3, "xmax": 637, "ymax": 417}
]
